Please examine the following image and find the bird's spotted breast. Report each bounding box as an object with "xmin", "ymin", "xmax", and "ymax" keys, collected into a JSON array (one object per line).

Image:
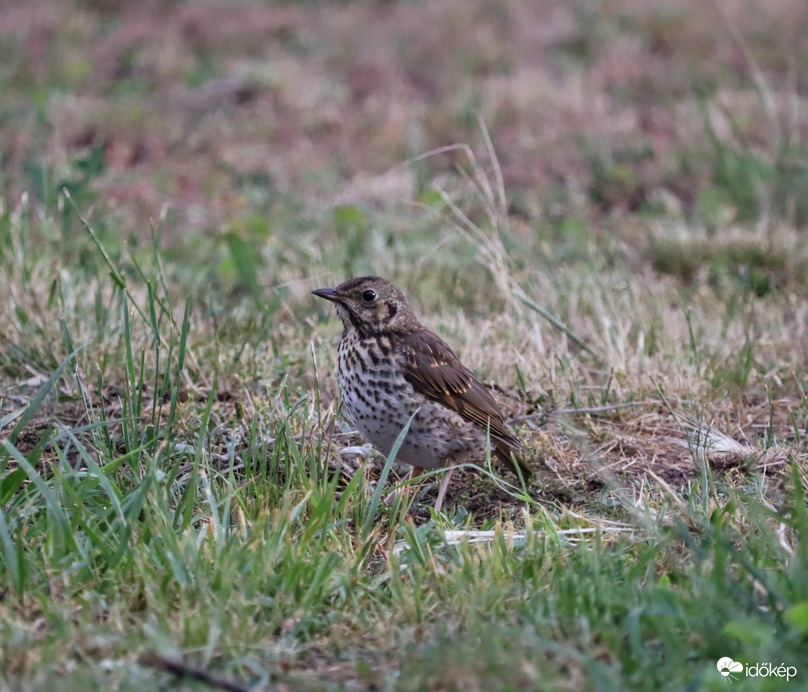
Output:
[{"xmin": 336, "ymin": 333, "xmax": 493, "ymax": 469}]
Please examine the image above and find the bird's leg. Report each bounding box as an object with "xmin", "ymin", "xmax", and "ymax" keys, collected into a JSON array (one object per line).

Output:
[
  {"xmin": 433, "ymin": 467, "xmax": 455, "ymax": 513},
  {"xmin": 384, "ymin": 466, "xmax": 422, "ymax": 506}
]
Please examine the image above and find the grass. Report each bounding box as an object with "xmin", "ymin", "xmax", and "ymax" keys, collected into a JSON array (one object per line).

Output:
[{"xmin": 1, "ymin": 1, "xmax": 808, "ymax": 690}]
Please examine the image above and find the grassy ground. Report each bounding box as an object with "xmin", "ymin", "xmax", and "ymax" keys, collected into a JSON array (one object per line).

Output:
[{"xmin": 1, "ymin": 1, "xmax": 808, "ymax": 690}]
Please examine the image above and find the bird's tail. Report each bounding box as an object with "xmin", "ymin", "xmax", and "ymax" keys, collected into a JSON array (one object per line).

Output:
[{"xmin": 495, "ymin": 442, "xmax": 532, "ymax": 481}]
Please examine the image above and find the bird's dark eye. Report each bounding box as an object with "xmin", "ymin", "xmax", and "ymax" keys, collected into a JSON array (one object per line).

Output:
[{"xmin": 361, "ymin": 289, "xmax": 377, "ymax": 303}]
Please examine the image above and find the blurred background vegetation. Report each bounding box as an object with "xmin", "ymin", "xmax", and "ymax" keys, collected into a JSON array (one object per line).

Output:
[
  {"xmin": 1, "ymin": 2, "xmax": 808, "ymax": 689},
  {"xmin": 2, "ymin": 0, "xmax": 807, "ymax": 297}
]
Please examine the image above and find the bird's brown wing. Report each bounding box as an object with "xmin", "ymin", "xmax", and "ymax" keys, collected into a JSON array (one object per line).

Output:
[{"xmin": 398, "ymin": 328, "xmax": 530, "ymax": 478}]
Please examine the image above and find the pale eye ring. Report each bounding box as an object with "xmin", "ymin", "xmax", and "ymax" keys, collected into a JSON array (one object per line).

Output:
[{"xmin": 361, "ymin": 289, "xmax": 377, "ymax": 303}]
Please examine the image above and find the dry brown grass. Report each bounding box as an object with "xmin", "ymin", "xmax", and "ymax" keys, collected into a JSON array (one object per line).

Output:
[{"xmin": 2, "ymin": 0, "xmax": 807, "ymax": 231}]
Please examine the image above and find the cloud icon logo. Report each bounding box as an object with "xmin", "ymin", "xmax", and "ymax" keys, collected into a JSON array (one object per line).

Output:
[{"xmin": 716, "ymin": 657, "xmax": 744, "ymax": 678}]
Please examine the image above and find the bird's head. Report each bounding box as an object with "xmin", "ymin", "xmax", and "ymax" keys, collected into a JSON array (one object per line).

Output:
[{"xmin": 312, "ymin": 276, "xmax": 413, "ymax": 335}]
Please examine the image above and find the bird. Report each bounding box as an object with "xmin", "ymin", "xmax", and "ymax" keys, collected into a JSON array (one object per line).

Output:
[{"xmin": 312, "ymin": 275, "xmax": 529, "ymax": 511}]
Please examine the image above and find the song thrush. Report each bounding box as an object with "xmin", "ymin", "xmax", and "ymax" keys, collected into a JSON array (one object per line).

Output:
[{"xmin": 313, "ymin": 276, "xmax": 529, "ymax": 511}]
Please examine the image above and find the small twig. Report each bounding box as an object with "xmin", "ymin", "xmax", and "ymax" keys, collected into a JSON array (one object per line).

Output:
[
  {"xmin": 137, "ymin": 653, "xmax": 251, "ymax": 692},
  {"xmin": 512, "ymin": 401, "xmax": 648, "ymax": 423},
  {"xmin": 1, "ymin": 394, "xmax": 30, "ymax": 406},
  {"xmin": 644, "ymin": 468, "xmax": 689, "ymax": 513},
  {"xmin": 557, "ymin": 401, "xmax": 651, "ymax": 415},
  {"xmin": 508, "ymin": 411, "xmax": 553, "ymax": 427}
]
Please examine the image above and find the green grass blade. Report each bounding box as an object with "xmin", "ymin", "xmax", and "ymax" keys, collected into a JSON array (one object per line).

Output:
[
  {"xmin": 4, "ymin": 346, "xmax": 84, "ymax": 448},
  {"xmin": 361, "ymin": 411, "xmax": 417, "ymax": 538},
  {"xmin": 2, "ymin": 441, "xmax": 77, "ymax": 554},
  {"xmin": 0, "ymin": 505, "xmax": 23, "ymax": 594}
]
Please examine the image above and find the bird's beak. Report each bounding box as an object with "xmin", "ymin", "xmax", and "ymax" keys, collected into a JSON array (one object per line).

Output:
[{"xmin": 312, "ymin": 287, "xmax": 341, "ymax": 302}]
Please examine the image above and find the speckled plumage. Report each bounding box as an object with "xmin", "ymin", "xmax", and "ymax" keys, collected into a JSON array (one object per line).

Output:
[{"xmin": 313, "ymin": 277, "xmax": 529, "ymax": 502}]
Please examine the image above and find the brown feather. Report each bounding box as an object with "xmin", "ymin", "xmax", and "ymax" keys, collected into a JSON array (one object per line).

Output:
[{"xmin": 398, "ymin": 327, "xmax": 530, "ymax": 478}]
